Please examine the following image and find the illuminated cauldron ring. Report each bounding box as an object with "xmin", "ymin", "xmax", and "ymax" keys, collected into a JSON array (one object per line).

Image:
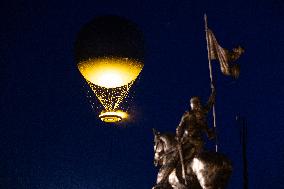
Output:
[{"xmin": 99, "ymin": 110, "xmax": 128, "ymax": 123}]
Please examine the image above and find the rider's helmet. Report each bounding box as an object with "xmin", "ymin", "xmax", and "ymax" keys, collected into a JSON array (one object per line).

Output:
[{"xmin": 190, "ymin": 96, "xmax": 201, "ymax": 110}]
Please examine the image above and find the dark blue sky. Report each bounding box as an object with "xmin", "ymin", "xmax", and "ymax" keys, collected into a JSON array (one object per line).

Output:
[{"xmin": 1, "ymin": 0, "xmax": 284, "ymax": 188}]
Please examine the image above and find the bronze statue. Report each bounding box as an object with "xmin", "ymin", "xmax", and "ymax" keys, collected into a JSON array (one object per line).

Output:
[
  {"xmin": 153, "ymin": 88, "xmax": 216, "ymax": 188},
  {"xmin": 152, "ymin": 88, "xmax": 232, "ymax": 189},
  {"xmin": 152, "ymin": 130, "xmax": 232, "ymax": 189}
]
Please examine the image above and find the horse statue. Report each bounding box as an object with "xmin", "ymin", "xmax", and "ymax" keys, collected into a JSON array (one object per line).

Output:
[{"xmin": 153, "ymin": 129, "xmax": 232, "ymax": 189}]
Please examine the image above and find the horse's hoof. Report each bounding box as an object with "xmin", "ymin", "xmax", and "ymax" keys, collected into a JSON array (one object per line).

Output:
[{"xmin": 152, "ymin": 183, "xmax": 166, "ymax": 189}]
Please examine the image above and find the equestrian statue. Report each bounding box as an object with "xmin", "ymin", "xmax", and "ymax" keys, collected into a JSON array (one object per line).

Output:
[{"xmin": 152, "ymin": 87, "xmax": 232, "ymax": 189}]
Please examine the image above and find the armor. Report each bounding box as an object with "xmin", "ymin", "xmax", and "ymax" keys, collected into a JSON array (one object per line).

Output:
[{"xmin": 176, "ymin": 88, "xmax": 216, "ymax": 160}]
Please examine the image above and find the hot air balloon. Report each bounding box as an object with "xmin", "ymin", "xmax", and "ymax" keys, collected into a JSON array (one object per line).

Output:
[{"xmin": 74, "ymin": 16, "xmax": 144, "ymax": 123}]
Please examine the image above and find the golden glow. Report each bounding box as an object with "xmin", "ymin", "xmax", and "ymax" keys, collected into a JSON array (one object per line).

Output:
[
  {"xmin": 99, "ymin": 110, "xmax": 128, "ymax": 123},
  {"xmin": 87, "ymin": 80, "xmax": 134, "ymax": 111},
  {"xmin": 78, "ymin": 57, "xmax": 143, "ymax": 88},
  {"xmin": 78, "ymin": 57, "xmax": 143, "ymax": 122}
]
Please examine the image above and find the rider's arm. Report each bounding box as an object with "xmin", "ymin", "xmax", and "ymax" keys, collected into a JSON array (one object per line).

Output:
[{"xmin": 204, "ymin": 88, "xmax": 216, "ymax": 113}]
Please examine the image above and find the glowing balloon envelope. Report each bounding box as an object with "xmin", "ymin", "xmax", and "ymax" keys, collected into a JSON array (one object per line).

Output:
[{"xmin": 75, "ymin": 16, "xmax": 144, "ymax": 123}]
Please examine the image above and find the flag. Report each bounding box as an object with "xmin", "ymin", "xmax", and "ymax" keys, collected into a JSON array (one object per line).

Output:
[{"xmin": 207, "ymin": 29, "xmax": 244, "ymax": 79}]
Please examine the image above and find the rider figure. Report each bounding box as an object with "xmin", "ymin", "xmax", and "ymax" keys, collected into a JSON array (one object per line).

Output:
[{"xmin": 176, "ymin": 86, "xmax": 216, "ymax": 161}]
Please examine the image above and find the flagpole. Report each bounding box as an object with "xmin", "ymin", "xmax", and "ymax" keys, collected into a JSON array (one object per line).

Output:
[{"xmin": 204, "ymin": 14, "xmax": 218, "ymax": 152}]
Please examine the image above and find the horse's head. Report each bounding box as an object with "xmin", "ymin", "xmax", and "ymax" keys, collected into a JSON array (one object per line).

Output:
[{"xmin": 153, "ymin": 128, "xmax": 164, "ymax": 167}]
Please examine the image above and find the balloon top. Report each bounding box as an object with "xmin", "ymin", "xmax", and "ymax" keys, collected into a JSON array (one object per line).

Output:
[{"xmin": 74, "ymin": 15, "xmax": 144, "ymax": 63}]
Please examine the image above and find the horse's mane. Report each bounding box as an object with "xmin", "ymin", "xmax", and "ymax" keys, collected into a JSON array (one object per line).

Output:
[{"xmin": 159, "ymin": 132, "xmax": 176, "ymax": 150}]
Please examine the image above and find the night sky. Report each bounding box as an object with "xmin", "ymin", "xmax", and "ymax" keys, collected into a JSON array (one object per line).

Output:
[{"xmin": 1, "ymin": 0, "xmax": 284, "ymax": 188}]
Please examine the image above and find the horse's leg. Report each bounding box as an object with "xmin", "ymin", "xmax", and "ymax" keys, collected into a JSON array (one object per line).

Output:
[
  {"xmin": 153, "ymin": 164, "xmax": 175, "ymax": 189},
  {"xmin": 157, "ymin": 165, "xmax": 174, "ymax": 184},
  {"xmin": 168, "ymin": 169, "xmax": 188, "ymax": 189}
]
